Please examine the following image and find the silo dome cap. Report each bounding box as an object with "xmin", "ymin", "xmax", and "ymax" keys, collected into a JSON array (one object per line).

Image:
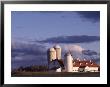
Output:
[
  {"xmin": 64, "ymin": 52, "xmax": 72, "ymax": 56},
  {"xmin": 54, "ymin": 45, "xmax": 61, "ymax": 48},
  {"xmin": 50, "ymin": 48, "xmax": 55, "ymax": 51}
]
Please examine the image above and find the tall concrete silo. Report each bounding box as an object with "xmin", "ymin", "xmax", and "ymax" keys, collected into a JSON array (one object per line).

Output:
[
  {"xmin": 54, "ymin": 45, "xmax": 61, "ymax": 59},
  {"xmin": 49, "ymin": 47, "xmax": 56, "ymax": 61},
  {"xmin": 64, "ymin": 52, "xmax": 73, "ymax": 72}
]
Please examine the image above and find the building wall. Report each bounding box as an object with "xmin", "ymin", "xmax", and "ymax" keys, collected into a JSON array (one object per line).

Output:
[
  {"xmin": 72, "ymin": 66, "xmax": 99, "ymax": 72},
  {"xmin": 73, "ymin": 67, "xmax": 79, "ymax": 72},
  {"xmin": 85, "ymin": 66, "xmax": 89, "ymax": 72},
  {"xmin": 88, "ymin": 67, "xmax": 99, "ymax": 72}
]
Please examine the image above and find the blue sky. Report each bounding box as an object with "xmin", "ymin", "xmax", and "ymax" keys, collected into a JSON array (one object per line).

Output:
[{"xmin": 11, "ymin": 11, "xmax": 100, "ymax": 40}]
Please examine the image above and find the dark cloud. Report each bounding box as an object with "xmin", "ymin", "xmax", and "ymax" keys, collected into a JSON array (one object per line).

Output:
[
  {"xmin": 82, "ymin": 50, "xmax": 99, "ymax": 56},
  {"xmin": 11, "ymin": 42, "xmax": 48, "ymax": 69},
  {"xmin": 77, "ymin": 11, "xmax": 100, "ymax": 22},
  {"xmin": 11, "ymin": 40, "xmax": 100, "ymax": 69},
  {"xmin": 38, "ymin": 35, "xmax": 100, "ymax": 43},
  {"xmin": 12, "ymin": 43, "xmax": 46, "ymax": 56}
]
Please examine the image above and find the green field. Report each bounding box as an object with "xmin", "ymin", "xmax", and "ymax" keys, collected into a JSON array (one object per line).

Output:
[{"xmin": 12, "ymin": 72, "xmax": 100, "ymax": 77}]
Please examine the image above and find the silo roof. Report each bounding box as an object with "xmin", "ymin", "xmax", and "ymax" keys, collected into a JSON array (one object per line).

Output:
[
  {"xmin": 54, "ymin": 45, "xmax": 61, "ymax": 49},
  {"xmin": 50, "ymin": 48, "xmax": 55, "ymax": 51},
  {"xmin": 64, "ymin": 52, "xmax": 72, "ymax": 56}
]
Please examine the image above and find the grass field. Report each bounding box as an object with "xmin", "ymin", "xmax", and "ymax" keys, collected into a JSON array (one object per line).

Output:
[{"xmin": 12, "ymin": 71, "xmax": 100, "ymax": 77}]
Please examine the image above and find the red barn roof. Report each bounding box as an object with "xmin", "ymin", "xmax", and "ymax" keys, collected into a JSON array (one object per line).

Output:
[{"xmin": 73, "ymin": 59, "xmax": 99, "ymax": 67}]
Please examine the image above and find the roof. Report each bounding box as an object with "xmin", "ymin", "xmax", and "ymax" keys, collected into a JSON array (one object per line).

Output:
[
  {"xmin": 49, "ymin": 60, "xmax": 60, "ymax": 70},
  {"xmin": 79, "ymin": 66, "xmax": 86, "ymax": 68},
  {"xmin": 73, "ymin": 59, "xmax": 99, "ymax": 67},
  {"xmin": 64, "ymin": 52, "xmax": 72, "ymax": 57},
  {"xmin": 54, "ymin": 45, "xmax": 61, "ymax": 49},
  {"xmin": 57, "ymin": 59, "xmax": 64, "ymax": 67},
  {"xmin": 49, "ymin": 59, "xmax": 64, "ymax": 70},
  {"xmin": 49, "ymin": 48, "xmax": 55, "ymax": 51}
]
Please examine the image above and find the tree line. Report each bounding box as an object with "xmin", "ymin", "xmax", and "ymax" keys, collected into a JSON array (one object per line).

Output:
[{"xmin": 12, "ymin": 65, "xmax": 48, "ymax": 73}]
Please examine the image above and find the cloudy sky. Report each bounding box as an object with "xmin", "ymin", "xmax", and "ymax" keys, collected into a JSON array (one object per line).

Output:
[{"xmin": 11, "ymin": 11, "xmax": 100, "ymax": 69}]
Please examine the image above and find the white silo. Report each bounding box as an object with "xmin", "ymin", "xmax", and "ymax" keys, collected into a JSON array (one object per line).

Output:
[
  {"xmin": 64, "ymin": 52, "xmax": 73, "ymax": 72},
  {"xmin": 54, "ymin": 45, "xmax": 61, "ymax": 59},
  {"xmin": 49, "ymin": 47, "xmax": 56, "ymax": 61}
]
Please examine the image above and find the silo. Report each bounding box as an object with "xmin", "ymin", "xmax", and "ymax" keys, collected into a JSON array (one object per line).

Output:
[
  {"xmin": 49, "ymin": 47, "xmax": 56, "ymax": 61},
  {"xmin": 64, "ymin": 52, "xmax": 73, "ymax": 72},
  {"xmin": 54, "ymin": 45, "xmax": 61, "ymax": 59}
]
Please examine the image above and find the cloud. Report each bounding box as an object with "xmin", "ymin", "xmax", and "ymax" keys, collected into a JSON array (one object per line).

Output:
[
  {"xmin": 11, "ymin": 40, "xmax": 100, "ymax": 69},
  {"xmin": 12, "ymin": 41, "xmax": 46, "ymax": 56},
  {"xmin": 77, "ymin": 11, "xmax": 100, "ymax": 22},
  {"xmin": 63, "ymin": 44, "xmax": 84, "ymax": 53},
  {"xmin": 38, "ymin": 35, "xmax": 100, "ymax": 43},
  {"xmin": 14, "ymin": 56, "xmax": 23, "ymax": 61},
  {"xmin": 82, "ymin": 50, "xmax": 99, "ymax": 56},
  {"xmin": 11, "ymin": 41, "xmax": 48, "ymax": 69},
  {"xmin": 61, "ymin": 44, "xmax": 99, "ymax": 63}
]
